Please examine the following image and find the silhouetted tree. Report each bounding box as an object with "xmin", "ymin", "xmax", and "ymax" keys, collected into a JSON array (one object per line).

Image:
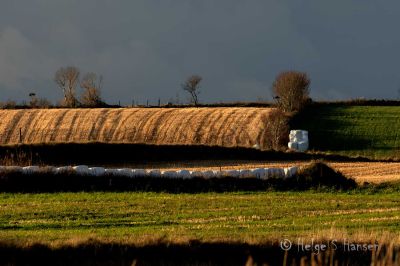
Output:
[
  {"xmin": 272, "ymin": 71, "xmax": 310, "ymax": 112},
  {"xmin": 28, "ymin": 92, "xmax": 37, "ymax": 108},
  {"xmin": 54, "ymin": 66, "xmax": 80, "ymax": 107},
  {"xmin": 182, "ymin": 75, "xmax": 202, "ymax": 106},
  {"xmin": 80, "ymin": 72, "xmax": 104, "ymax": 107}
]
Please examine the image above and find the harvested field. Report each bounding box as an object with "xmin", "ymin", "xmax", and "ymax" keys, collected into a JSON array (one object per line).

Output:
[
  {"xmin": 0, "ymin": 108, "xmax": 272, "ymax": 147},
  {"xmin": 149, "ymin": 161, "xmax": 400, "ymax": 184}
]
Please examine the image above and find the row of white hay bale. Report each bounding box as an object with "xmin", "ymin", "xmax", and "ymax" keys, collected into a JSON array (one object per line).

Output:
[{"xmin": 0, "ymin": 165, "xmax": 299, "ymax": 179}]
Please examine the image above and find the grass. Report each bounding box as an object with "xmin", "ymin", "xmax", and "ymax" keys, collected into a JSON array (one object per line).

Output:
[
  {"xmin": 292, "ymin": 105, "xmax": 400, "ymax": 159},
  {"xmin": 1, "ymin": 191, "xmax": 400, "ymax": 246}
]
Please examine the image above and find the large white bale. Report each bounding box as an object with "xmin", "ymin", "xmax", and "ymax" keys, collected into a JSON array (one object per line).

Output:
[
  {"xmin": 162, "ymin": 170, "xmax": 178, "ymax": 178},
  {"xmin": 289, "ymin": 130, "xmax": 308, "ymax": 140},
  {"xmin": 239, "ymin": 169, "xmax": 254, "ymax": 178},
  {"xmin": 132, "ymin": 169, "xmax": 146, "ymax": 177},
  {"xmin": 147, "ymin": 169, "xmax": 161, "ymax": 178},
  {"xmin": 117, "ymin": 168, "xmax": 134, "ymax": 177},
  {"xmin": 251, "ymin": 168, "xmax": 266, "ymax": 179},
  {"xmin": 297, "ymin": 141, "xmax": 309, "ymax": 152},
  {"xmin": 22, "ymin": 166, "xmax": 40, "ymax": 174},
  {"xmin": 289, "ymin": 130, "xmax": 303, "ymax": 139},
  {"xmin": 73, "ymin": 165, "xmax": 90, "ymax": 175},
  {"xmin": 284, "ymin": 166, "xmax": 299, "ymax": 179},
  {"xmin": 177, "ymin": 170, "xmax": 191, "ymax": 179},
  {"xmin": 288, "ymin": 142, "xmax": 298, "ymax": 150},
  {"xmin": 89, "ymin": 167, "xmax": 105, "ymax": 176}
]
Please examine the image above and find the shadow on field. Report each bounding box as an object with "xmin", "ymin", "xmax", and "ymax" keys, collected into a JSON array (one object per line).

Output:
[
  {"xmin": 290, "ymin": 105, "xmax": 374, "ymax": 152},
  {"xmin": 0, "ymin": 241, "xmax": 392, "ymax": 266},
  {"xmin": 0, "ymin": 163, "xmax": 356, "ymax": 193},
  {"xmin": 0, "ymin": 143, "xmax": 379, "ymax": 168}
]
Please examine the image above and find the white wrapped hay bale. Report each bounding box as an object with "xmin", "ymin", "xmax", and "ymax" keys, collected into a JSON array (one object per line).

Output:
[
  {"xmin": 268, "ymin": 168, "xmax": 285, "ymax": 179},
  {"xmin": 202, "ymin": 170, "xmax": 217, "ymax": 178},
  {"xmin": 288, "ymin": 130, "xmax": 309, "ymax": 152},
  {"xmin": 251, "ymin": 168, "xmax": 266, "ymax": 179},
  {"xmin": 177, "ymin": 170, "xmax": 191, "ymax": 179},
  {"xmin": 105, "ymin": 168, "xmax": 119, "ymax": 176},
  {"xmin": 132, "ymin": 169, "xmax": 146, "ymax": 177},
  {"xmin": 147, "ymin": 169, "xmax": 161, "ymax": 178},
  {"xmin": 117, "ymin": 168, "xmax": 134, "ymax": 177},
  {"xmin": 162, "ymin": 170, "xmax": 178, "ymax": 178},
  {"xmin": 297, "ymin": 141, "xmax": 309, "ymax": 152},
  {"xmin": 289, "ymin": 130, "xmax": 303, "ymax": 140},
  {"xmin": 88, "ymin": 167, "xmax": 105, "ymax": 176},
  {"xmin": 288, "ymin": 142, "xmax": 298, "ymax": 150},
  {"xmin": 73, "ymin": 165, "xmax": 90, "ymax": 175},
  {"xmin": 55, "ymin": 166, "xmax": 72, "ymax": 174},
  {"xmin": 284, "ymin": 166, "xmax": 298, "ymax": 179},
  {"xmin": 239, "ymin": 169, "xmax": 254, "ymax": 178},
  {"xmin": 22, "ymin": 166, "xmax": 40, "ymax": 174}
]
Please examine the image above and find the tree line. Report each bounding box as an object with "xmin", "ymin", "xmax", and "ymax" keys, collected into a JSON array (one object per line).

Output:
[{"xmin": 1, "ymin": 66, "xmax": 310, "ymax": 112}]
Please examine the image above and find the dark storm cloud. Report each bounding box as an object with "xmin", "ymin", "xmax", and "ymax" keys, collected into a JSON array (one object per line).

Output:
[{"xmin": 1, "ymin": 0, "xmax": 400, "ymax": 104}]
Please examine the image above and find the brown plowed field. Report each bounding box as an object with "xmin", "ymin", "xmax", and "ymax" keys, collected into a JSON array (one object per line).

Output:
[{"xmin": 0, "ymin": 108, "xmax": 272, "ymax": 147}]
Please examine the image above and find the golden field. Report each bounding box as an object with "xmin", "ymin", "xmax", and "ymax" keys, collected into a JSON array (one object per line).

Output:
[{"xmin": 0, "ymin": 107, "xmax": 273, "ymax": 147}]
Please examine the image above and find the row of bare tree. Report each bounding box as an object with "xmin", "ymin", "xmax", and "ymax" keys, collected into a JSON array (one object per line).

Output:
[
  {"xmin": 53, "ymin": 66, "xmax": 203, "ymax": 108},
  {"xmin": 54, "ymin": 66, "xmax": 104, "ymax": 107}
]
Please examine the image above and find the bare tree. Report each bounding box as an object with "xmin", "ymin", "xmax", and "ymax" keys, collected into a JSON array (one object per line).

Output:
[
  {"xmin": 29, "ymin": 92, "xmax": 37, "ymax": 108},
  {"xmin": 80, "ymin": 72, "xmax": 103, "ymax": 107},
  {"xmin": 182, "ymin": 75, "xmax": 202, "ymax": 106},
  {"xmin": 37, "ymin": 98, "xmax": 52, "ymax": 108},
  {"xmin": 54, "ymin": 66, "xmax": 80, "ymax": 107},
  {"xmin": 272, "ymin": 71, "xmax": 310, "ymax": 112}
]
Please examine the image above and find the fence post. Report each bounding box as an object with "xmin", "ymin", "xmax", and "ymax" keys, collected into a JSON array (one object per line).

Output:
[{"xmin": 19, "ymin": 128, "xmax": 22, "ymax": 143}]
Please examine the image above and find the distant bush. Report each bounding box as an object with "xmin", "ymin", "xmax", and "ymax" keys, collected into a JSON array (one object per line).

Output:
[
  {"xmin": 296, "ymin": 162, "xmax": 357, "ymax": 189},
  {"xmin": 0, "ymin": 100, "xmax": 17, "ymax": 109},
  {"xmin": 272, "ymin": 71, "xmax": 311, "ymax": 112}
]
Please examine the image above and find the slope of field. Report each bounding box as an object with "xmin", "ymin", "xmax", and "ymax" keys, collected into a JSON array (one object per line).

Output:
[
  {"xmin": 0, "ymin": 108, "xmax": 272, "ymax": 147},
  {"xmin": 292, "ymin": 105, "xmax": 400, "ymax": 159}
]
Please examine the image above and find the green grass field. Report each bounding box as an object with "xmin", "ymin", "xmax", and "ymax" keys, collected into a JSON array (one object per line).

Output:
[
  {"xmin": 293, "ymin": 105, "xmax": 400, "ymax": 159},
  {"xmin": 1, "ymin": 191, "xmax": 400, "ymax": 246}
]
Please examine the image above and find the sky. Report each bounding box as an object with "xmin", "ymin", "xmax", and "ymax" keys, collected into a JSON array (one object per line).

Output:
[{"xmin": 1, "ymin": 0, "xmax": 400, "ymax": 105}]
